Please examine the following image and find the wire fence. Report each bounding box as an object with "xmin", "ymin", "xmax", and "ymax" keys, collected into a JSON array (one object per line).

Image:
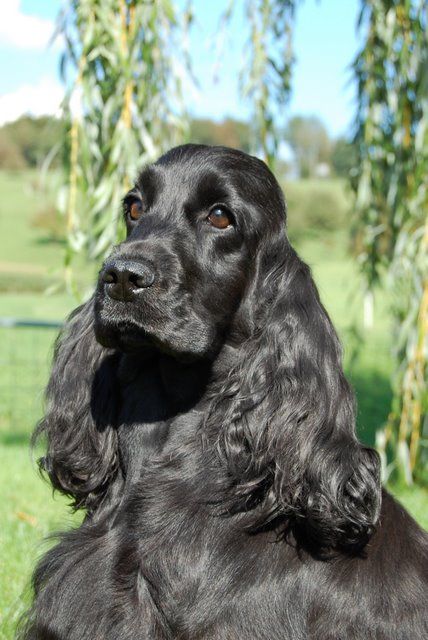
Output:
[{"xmin": 0, "ymin": 319, "xmax": 62, "ymax": 446}]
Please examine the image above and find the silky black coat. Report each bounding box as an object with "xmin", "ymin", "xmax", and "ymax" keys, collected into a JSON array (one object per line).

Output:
[{"xmin": 22, "ymin": 145, "xmax": 428, "ymax": 639}]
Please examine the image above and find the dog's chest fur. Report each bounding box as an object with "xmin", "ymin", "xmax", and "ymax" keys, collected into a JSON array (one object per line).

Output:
[
  {"xmin": 60, "ymin": 426, "xmax": 308, "ymax": 640},
  {"xmin": 33, "ymin": 357, "xmax": 310, "ymax": 638},
  {"xmin": 30, "ymin": 355, "xmax": 426, "ymax": 640}
]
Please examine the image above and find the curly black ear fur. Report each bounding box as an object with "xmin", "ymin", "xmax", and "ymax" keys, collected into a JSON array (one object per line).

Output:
[
  {"xmin": 33, "ymin": 298, "xmax": 119, "ymax": 513},
  {"xmin": 211, "ymin": 234, "xmax": 381, "ymax": 556}
]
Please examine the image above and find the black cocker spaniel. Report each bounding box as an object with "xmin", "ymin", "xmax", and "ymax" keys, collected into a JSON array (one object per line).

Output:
[{"xmin": 23, "ymin": 145, "xmax": 427, "ymax": 639}]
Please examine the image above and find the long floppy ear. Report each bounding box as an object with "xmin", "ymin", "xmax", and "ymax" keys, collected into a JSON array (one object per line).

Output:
[
  {"xmin": 213, "ymin": 235, "xmax": 381, "ymax": 556},
  {"xmin": 33, "ymin": 298, "xmax": 120, "ymax": 514}
]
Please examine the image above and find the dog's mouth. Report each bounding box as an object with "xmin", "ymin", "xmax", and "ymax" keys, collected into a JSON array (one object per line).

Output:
[
  {"xmin": 94, "ymin": 311, "xmax": 193, "ymax": 360},
  {"xmin": 94, "ymin": 282, "xmax": 166, "ymax": 353},
  {"xmin": 94, "ymin": 321, "xmax": 203, "ymax": 365}
]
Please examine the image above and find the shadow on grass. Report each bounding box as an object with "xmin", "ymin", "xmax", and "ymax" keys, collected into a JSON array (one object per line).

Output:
[
  {"xmin": 346, "ymin": 369, "xmax": 392, "ymax": 448},
  {"xmin": 35, "ymin": 236, "xmax": 66, "ymax": 246},
  {"xmin": 0, "ymin": 431, "xmax": 32, "ymax": 447}
]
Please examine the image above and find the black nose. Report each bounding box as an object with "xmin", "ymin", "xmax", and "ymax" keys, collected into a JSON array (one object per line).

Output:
[{"xmin": 101, "ymin": 258, "xmax": 155, "ymax": 301}]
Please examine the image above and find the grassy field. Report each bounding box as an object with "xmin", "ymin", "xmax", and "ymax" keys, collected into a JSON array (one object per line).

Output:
[{"xmin": 0, "ymin": 171, "xmax": 426, "ymax": 638}]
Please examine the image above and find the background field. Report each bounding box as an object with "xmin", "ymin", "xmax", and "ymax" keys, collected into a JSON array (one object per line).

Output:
[{"xmin": 0, "ymin": 170, "xmax": 426, "ymax": 638}]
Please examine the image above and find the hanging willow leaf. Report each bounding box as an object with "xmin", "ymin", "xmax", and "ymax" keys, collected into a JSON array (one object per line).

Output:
[
  {"xmin": 240, "ymin": 0, "xmax": 297, "ymax": 167},
  {"xmin": 352, "ymin": 0, "xmax": 428, "ymax": 483},
  {"xmin": 58, "ymin": 0, "xmax": 189, "ymax": 287}
]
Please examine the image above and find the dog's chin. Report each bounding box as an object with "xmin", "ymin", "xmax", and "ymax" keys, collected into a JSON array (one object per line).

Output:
[
  {"xmin": 94, "ymin": 320, "xmax": 209, "ymax": 363},
  {"xmin": 94, "ymin": 321, "xmax": 155, "ymax": 353}
]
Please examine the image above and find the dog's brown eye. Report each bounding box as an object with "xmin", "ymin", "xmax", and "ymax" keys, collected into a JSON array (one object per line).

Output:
[
  {"xmin": 207, "ymin": 206, "xmax": 231, "ymax": 229},
  {"xmin": 129, "ymin": 201, "xmax": 143, "ymax": 221}
]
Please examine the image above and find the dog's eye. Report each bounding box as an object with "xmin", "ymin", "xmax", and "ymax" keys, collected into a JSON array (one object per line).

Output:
[
  {"xmin": 207, "ymin": 206, "xmax": 232, "ymax": 229},
  {"xmin": 129, "ymin": 201, "xmax": 143, "ymax": 221}
]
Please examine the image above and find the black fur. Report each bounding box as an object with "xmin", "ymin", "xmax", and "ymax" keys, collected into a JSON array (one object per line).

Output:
[{"xmin": 22, "ymin": 145, "xmax": 428, "ymax": 639}]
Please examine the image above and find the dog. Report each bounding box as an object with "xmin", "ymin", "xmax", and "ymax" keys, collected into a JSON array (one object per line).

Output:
[{"xmin": 23, "ymin": 144, "xmax": 428, "ymax": 639}]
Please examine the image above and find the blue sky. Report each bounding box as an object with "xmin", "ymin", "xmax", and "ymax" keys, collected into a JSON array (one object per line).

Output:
[{"xmin": 0, "ymin": 0, "xmax": 361, "ymax": 137}]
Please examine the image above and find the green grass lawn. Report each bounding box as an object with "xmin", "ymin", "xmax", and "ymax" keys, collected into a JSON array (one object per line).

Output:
[
  {"xmin": 0, "ymin": 170, "xmax": 61, "ymax": 271},
  {"xmin": 0, "ymin": 171, "xmax": 426, "ymax": 638},
  {"xmin": 0, "ymin": 169, "xmax": 95, "ymax": 296}
]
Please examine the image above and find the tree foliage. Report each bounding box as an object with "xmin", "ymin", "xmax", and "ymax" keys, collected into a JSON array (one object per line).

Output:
[
  {"xmin": 188, "ymin": 117, "xmax": 251, "ymax": 152},
  {"xmin": 285, "ymin": 115, "xmax": 331, "ymax": 178},
  {"xmin": 352, "ymin": 0, "xmax": 427, "ymax": 483}
]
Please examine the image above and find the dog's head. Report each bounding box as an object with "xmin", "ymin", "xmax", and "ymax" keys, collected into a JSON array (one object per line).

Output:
[{"xmin": 94, "ymin": 144, "xmax": 285, "ymax": 359}]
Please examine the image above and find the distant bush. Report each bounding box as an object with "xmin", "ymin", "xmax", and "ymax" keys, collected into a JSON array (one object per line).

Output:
[
  {"xmin": 283, "ymin": 179, "xmax": 351, "ymax": 241},
  {"xmin": 31, "ymin": 204, "xmax": 66, "ymax": 243},
  {"xmin": 0, "ymin": 130, "xmax": 27, "ymax": 170},
  {"xmin": 331, "ymin": 137, "xmax": 358, "ymax": 178}
]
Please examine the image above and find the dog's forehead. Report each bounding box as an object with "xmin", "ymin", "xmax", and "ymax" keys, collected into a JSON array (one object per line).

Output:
[
  {"xmin": 137, "ymin": 151, "xmax": 276, "ymax": 203},
  {"xmin": 139, "ymin": 157, "xmax": 240, "ymax": 196}
]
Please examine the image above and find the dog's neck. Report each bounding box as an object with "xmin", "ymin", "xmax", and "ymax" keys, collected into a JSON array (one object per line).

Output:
[
  {"xmin": 115, "ymin": 351, "xmax": 214, "ymax": 486},
  {"xmin": 118, "ymin": 351, "xmax": 213, "ymax": 410}
]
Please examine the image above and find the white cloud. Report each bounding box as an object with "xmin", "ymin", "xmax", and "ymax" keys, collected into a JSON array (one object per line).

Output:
[
  {"xmin": 0, "ymin": 0, "xmax": 56, "ymax": 50},
  {"xmin": 0, "ymin": 77, "xmax": 64, "ymax": 125}
]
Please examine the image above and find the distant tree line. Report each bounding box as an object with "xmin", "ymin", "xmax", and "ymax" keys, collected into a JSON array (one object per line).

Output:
[
  {"xmin": 0, "ymin": 114, "xmax": 356, "ymax": 179},
  {"xmin": 0, "ymin": 116, "xmax": 64, "ymax": 170}
]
